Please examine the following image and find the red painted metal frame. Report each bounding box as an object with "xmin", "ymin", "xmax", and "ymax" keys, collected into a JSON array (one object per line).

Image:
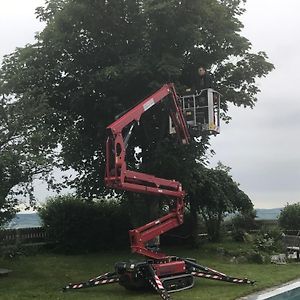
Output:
[{"xmin": 105, "ymin": 83, "xmax": 190, "ymax": 260}]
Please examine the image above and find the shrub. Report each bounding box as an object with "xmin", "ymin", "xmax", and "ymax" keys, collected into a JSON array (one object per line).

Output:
[
  {"xmin": 253, "ymin": 226, "xmax": 284, "ymax": 254},
  {"xmin": 231, "ymin": 210, "xmax": 257, "ymax": 242},
  {"xmin": 245, "ymin": 250, "xmax": 267, "ymax": 264},
  {"xmin": 39, "ymin": 195, "xmax": 131, "ymax": 253},
  {"xmin": 161, "ymin": 212, "xmax": 207, "ymax": 247},
  {"xmin": 278, "ymin": 203, "xmax": 300, "ymax": 231}
]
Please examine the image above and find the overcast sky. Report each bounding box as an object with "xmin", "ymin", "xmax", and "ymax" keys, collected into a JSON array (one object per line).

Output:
[
  {"xmin": 0, "ymin": 0, "xmax": 299, "ymax": 209},
  {"xmin": 210, "ymin": 0, "xmax": 300, "ymax": 209}
]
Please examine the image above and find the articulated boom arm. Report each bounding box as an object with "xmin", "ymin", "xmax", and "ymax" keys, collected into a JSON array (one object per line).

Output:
[
  {"xmin": 105, "ymin": 83, "xmax": 190, "ymax": 259},
  {"xmin": 66, "ymin": 84, "xmax": 253, "ymax": 299}
]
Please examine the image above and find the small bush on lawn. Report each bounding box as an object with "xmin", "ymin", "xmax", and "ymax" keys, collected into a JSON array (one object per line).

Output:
[
  {"xmin": 245, "ymin": 250, "xmax": 268, "ymax": 264},
  {"xmin": 230, "ymin": 210, "xmax": 257, "ymax": 242},
  {"xmin": 39, "ymin": 195, "xmax": 131, "ymax": 253},
  {"xmin": 253, "ymin": 226, "xmax": 284, "ymax": 254}
]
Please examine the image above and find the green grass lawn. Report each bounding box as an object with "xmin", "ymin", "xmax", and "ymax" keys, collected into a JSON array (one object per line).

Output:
[{"xmin": 0, "ymin": 244, "xmax": 299, "ymax": 300}]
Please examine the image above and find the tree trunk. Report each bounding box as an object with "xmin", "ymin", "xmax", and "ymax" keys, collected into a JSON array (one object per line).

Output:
[{"xmin": 189, "ymin": 199, "xmax": 199, "ymax": 247}]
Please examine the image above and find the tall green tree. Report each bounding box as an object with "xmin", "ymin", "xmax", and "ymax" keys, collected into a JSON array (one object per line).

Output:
[
  {"xmin": 279, "ymin": 203, "xmax": 300, "ymax": 231},
  {"xmin": 189, "ymin": 163, "xmax": 253, "ymax": 241},
  {"xmin": 0, "ymin": 74, "xmax": 57, "ymax": 225},
  {"xmin": 0, "ymin": 0, "xmax": 273, "ymax": 212}
]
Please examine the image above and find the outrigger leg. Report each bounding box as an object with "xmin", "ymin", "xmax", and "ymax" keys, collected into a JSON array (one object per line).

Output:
[
  {"xmin": 147, "ymin": 264, "xmax": 171, "ymax": 300},
  {"xmin": 185, "ymin": 259, "xmax": 255, "ymax": 285},
  {"xmin": 63, "ymin": 271, "xmax": 119, "ymax": 291}
]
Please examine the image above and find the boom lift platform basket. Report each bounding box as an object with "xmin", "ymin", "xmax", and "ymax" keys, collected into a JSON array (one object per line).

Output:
[
  {"xmin": 181, "ymin": 88, "xmax": 220, "ymax": 135},
  {"xmin": 169, "ymin": 88, "xmax": 220, "ymax": 137},
  {"xmin": 64, "ymin": 83, "xmax": 254, "ymax": 300}
]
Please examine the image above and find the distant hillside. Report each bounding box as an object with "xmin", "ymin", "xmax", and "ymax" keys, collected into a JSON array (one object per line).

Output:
[{"xmin": 255, "ymin": 208, "xmax": 282, "ymax": 220}]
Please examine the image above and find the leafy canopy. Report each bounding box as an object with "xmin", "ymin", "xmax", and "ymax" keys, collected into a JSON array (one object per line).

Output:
[{"xmin": 0, "ymin": 0, "xmax": 274, "ymax": 202}]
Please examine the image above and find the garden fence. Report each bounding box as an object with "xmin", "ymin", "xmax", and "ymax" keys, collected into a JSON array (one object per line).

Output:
[{"xmin": 0, "ymin": 227, "xmax": 47, "ymax": 245}]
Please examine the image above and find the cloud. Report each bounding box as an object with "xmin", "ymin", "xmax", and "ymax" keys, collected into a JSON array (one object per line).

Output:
[
  {"xmin": 0, "ymin": 0, "xmax": 45, "ymax": 62},
  {"xmin": 209, "ymin": 0, "xmax": 300, "ymax": 208}
]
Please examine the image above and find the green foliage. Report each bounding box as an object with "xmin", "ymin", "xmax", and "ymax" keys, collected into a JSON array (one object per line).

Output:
[
  {"xmin": 278, "ymin": 202, "xmax": 300, "ymax": 231},
  {"xmin": 0, "ymin": 0, "xmax": 274, "ymax": 201},
  {"xmin": 231, "ymin": 228, "xmax": 246, "ymax": 243},
  {"xmin": 0, "ymin": 90, "xmax": 58, "ymax": 225},
  {"xmin": 253, "ymin": 226, "xmax": 283, "ymax": 254},
  {"xmin": 212, "ymin": 240, "xmax": 270, "ymax": 264},
  {"xmin": 245, "ymin": 250, "xmax": 267, "ymax": 264},
  {"xmin": 254, "ymin": 234, "xmax": 276, "ymax": 253},
  {"xmin": 39, "ymin": 195, "xmax": 131, "ymax": 253},
  {"xmin": 231, "ymin": 210, "xmax": 257, "ymax": 242},
  {"xmin": 189, "ymin": 163, "xmax": 253, "ymax": 241},
  {"xmin": 161, "ymin": 212, "xmax": 206, "ymax": 247},
  {"xmin": 0, "ymin": 241, "xmax": 23, "ymax": 259}
]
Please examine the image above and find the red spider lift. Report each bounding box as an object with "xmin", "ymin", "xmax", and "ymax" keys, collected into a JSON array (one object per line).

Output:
[{"xmin": 64, "ymin": 83, "xmax": 254, "ymax": 299}]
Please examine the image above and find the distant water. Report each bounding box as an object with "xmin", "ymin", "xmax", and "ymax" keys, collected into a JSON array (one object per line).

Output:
[
  {"xmin": 5, "ymin": 213, "xmax": 42, "ymax": 229},
  {"xmin": 255, "ymin": 208, "xmax": 282, "ymax": 220}
]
